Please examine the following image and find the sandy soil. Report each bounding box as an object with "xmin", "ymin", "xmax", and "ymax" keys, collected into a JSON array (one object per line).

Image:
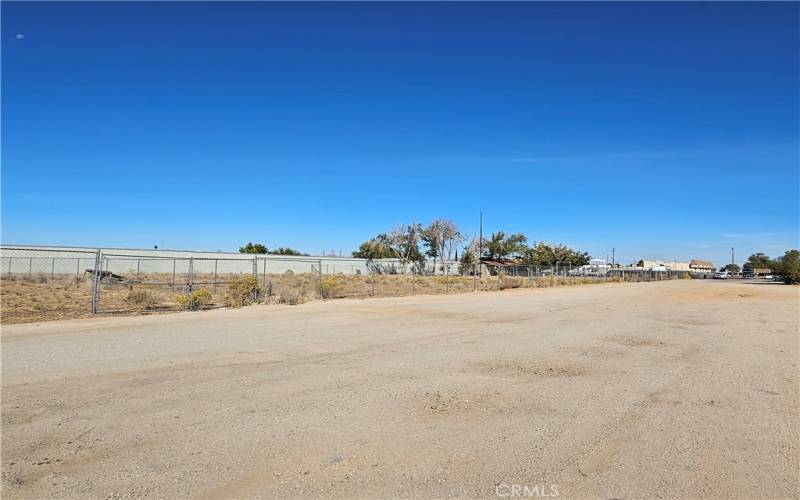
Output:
[{"xmin": 1, "ymin": 280, "xmax": 798, "ymax": 498}]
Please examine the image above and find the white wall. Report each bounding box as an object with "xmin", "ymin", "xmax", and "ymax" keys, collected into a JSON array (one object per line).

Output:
[{"xmin": 0, "ymin": 244, "xmax": 459, "ymax": 276}]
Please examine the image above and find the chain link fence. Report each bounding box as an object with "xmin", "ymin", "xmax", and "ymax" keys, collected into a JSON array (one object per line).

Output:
[
  {"xmin": 319, "ymin": 262, "xmax": 691, "ymax": 299},
  {"xmin": 1, "ymin": 247, "xmax": 100, "ymax": 323},
  {"xmin": 1, "ymin": 246, "xmax": 691, "ymax": 323}
]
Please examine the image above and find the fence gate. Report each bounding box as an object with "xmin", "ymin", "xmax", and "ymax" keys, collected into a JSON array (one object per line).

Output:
[{"xmin": 93, "ymin": 254, "xmax": 259, "ymax": 314}]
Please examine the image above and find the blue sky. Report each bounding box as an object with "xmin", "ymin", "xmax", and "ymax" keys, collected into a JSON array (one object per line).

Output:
[{"xmin": 2, "ymin": 2, "xmax": 798, "ymax": 265}]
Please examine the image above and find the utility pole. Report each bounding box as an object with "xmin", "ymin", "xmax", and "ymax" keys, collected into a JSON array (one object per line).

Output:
[
  {"xmin": 611, "ymin": 248, "xmax": 615, "ymax": 268},
  {"xmin": 731, "ymin": 247, "xmax": 734, "ymax": 266},
  {"xmin": 479, "ymin": 211, "xmax": 483, "ymax": 278}
]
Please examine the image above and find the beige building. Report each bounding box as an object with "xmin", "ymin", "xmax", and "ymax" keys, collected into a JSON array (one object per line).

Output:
[
  {"xmin": 641, "ymin": 260, "xmax": 691, "ymax": 271},
  {"xmin": 690, "ymin": 259, "xmax": 715, "ymax": 272},
  {"xmin": 638, "ymin": 259, "xmax": 714, "ymax": 272}
]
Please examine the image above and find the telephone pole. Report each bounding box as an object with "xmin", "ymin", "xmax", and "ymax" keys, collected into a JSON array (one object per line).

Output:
[
  {"xmin": 611, "ymin": 248, "xmax": 615, "ymax": 268},
  {"xmin": 478, "ymin": 211, "xmax": 483, "ymax": 278},
  {"xmin": 731, "ymin": 247, "xmax": 735, "ymax": 266}
]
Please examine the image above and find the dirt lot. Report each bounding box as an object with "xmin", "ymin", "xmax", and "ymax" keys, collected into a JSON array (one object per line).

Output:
[{"xmin": 2, "ymin": 280, "xmax": 798, "ymax": 498}]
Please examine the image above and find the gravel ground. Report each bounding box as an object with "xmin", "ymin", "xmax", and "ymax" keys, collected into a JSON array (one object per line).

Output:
[{"xmin": 2, "ymin": 280, "xmax": 798, "ymax": 499}]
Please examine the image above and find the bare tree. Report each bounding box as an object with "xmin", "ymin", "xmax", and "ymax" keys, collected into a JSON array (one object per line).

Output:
[
  {"xmin": 387, "ymin": 223, "xmax": 421, "ymax": 273},
  {"xmin": 422, "ymin": 219, "xmax": 461, "ymax": 274},
  {"xmin": 444, "ymin": 230, "xmax": 464, "ymax": 263}
]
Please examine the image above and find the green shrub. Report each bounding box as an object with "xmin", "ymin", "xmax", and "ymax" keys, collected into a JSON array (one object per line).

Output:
[
  {"xmin": 458, "ymin": 249, "xmax": 477, "ymax": 275},
  {"xmin": 224, "ymin": 275, "xmax": 261, "ymax": 307},
  {"xmin": 126, "ymin": 286, "xmax": 158, "ymax": 311},
  {"xmin": 176, "ymin": 289, "xmax": 213, "ymax": 311},
  {"xmin": 774, "ymin": 250, "xmax": 800, "ymax": 284}
]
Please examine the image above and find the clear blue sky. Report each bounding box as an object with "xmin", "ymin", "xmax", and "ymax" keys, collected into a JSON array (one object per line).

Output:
[{"xmin": 2, "ymin": 2, "xmax": 798, "ymax": 265}]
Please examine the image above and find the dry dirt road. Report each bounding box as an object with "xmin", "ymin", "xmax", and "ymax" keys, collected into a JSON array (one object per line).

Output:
[{"xmin": 2, "ymin": 280, "xmax": 798, "ymax": 499}]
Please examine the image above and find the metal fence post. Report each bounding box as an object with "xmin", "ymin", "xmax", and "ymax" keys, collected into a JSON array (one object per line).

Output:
[
  {"xmin": 76, "ymin": 258, "xmax": 81, "ymax": 280},
  {"xmin": 137, "ymin": 259, "xmax": 141, "ymax": 281},
  {"xmin": 213, "ymin": 259, "xmax": 218, "ymax": 292},
  {"xmin": 473, "ymin": 264, "xmax": 477, "ymax": 291},
  {"xmin": 262, "ymin": 258, "xmax": 267, "ymax": 291},
  {"xmin": 50, "ymin": 257, "xmax": 55, "ymax": 283},
  {"xmin": 444, "ymin": 260, "xmax": 449, "ymax": 294},
  {"xmin": 188, "ymin": 257, "xmax": 193, "ymax": 293},
  {"xmin": 172, "ymin": 258, "xmax": 176, "ymax": 289},
  {"xmin": 28, "ymin": 257, "xmax": 32, "ymax": 281},
  {"xmin": 7, "ymin": 256, "xmax": 12, "ymax": 278},
  {"xmin": 91, "ymin": 250, "xmax": 101, "ymax": 314},
  {"xmin": 318, "ymin": 259, "xmax": 324, "ymax": 300},
  {"xmin": 252, "ymin": 257, "xmax": 259, "ymax": 302}
]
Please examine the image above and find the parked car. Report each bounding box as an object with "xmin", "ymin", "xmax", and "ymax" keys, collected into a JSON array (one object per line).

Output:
[{"xmin": 713, "ymin": 270, "xmax": 729, "ymax": 279}]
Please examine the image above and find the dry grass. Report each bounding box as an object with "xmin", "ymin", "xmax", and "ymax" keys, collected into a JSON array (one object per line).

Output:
[
  {"xmin": 125, "ymin": 286, "xmax": 159, "ymax": 311},
  {"xmin": 1, "ymin": 277, "xmax": 95, "ymax": 323},
  {"xmin": 1, "ymin": 272, "xmax": 624, "ymax": 324}
]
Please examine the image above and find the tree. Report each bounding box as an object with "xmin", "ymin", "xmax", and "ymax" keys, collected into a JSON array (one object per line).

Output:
[
  {"xmin": 269, "ymin": 247, "xmax": 309, "ymax": 256},
  {"xmin": 722, "ymin": 263, "xmax": 741, "ymax": 274},
  {"xmin": 484, "ymin": 232, "xmax": 505, "ymax": 259},
  {"xmin": 744, "ymin": 253, "xmax": 773, "ymax": 271},
  {"xmin": 420, "ymin": 230, "xmax": 439, "ymax": 263},
  {"xmin": 519, "ymin": 242, "xmax": 590, "ymax": 267},
  {"xmin": 239, "ymin": 242, "xmax": 268, "ymax": 254},
  {"xmin": 465, "ymin": 235, "xmax": 487, "ymax": 257},
  {"xmin": 352, "ymin": 235, "xmax": 396, "ymax": 260},
  {"xmin": 387, "ymin": 223, "xmax": 423, "ymax": 272},
  {"xmin": 562, "ymin": 246, "xmax": 590, "ymax": 266},
  {"xmin": 772, "ymin": 249, "xmax": 800, "ymax": 284},
  {"xmin": 239, "ymin": 242, "xmax": 308, "ymax": 255},
  {"xmin": 484, "ymin": 231, "xmax": 528, "ymax": 259},
  {"xmin": 421, "ymin": 219, "xmax": 462, "ymax": 272},
  {"xmin": 459, "ymin": 248, "xmax": 477, "ymax": 275}
]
